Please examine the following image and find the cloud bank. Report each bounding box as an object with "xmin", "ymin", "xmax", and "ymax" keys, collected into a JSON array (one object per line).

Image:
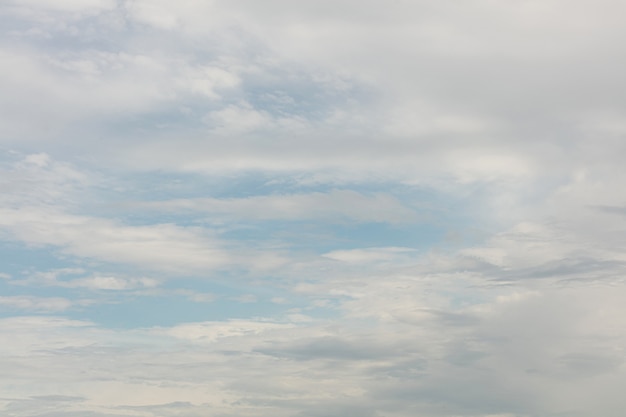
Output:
[{"xmin": 2, "ymin": 1, "xmax": 626, "ymax": 416}]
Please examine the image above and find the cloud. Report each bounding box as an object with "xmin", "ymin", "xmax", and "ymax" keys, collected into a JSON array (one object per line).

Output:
[
  {"xmin": 0, "ymin": 154, "xmax": 297, "ymax": 276},
  {"xmin": 66, "ymin": 276, "xmax": 159, "ymax": 290},
  {"xmin": 0, "ymin": 296, "xmax": 74, "ymax": 312},
  {"xmin": 7, "ymin": 0, "xmax": 114, "ymax": 14},
  {"xmin": 10, "ymin": 268, "xmax": 159, "ymax": 291},
  {"xmin": 255, "ymin": 335, "xmax": 397, "ymax": 361},
  {"xmin": 0, "ymin": 207, "xmax": 229, "ymax": 274},
  {"xmin": 2, "ymin": 1, "xmax": 626, "ymax": 416},
  {"xmin": 130, "ymin": 190, "xmax": 418, "ymax": 224},
  {"xmin": 161, "ymin": 319, "xmax": 294, "ymax": 343},
  {"xmin": 322, "ymin": 246, "xmax": 417, "ymax": 263},
  {"xmin": 2, "ymin": 283, "xmax": 626, "ymax": 417}
]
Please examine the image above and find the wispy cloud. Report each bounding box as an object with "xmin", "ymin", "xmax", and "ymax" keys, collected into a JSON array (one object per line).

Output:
[{"xmin": 128, "ymin": 190, "xmax": 418, "ymax": 224}]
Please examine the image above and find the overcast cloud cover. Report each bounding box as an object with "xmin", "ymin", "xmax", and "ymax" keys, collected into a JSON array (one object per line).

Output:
[{"xmin": 2, "ymin": 1, "xmax": 626, "ymax": 416}]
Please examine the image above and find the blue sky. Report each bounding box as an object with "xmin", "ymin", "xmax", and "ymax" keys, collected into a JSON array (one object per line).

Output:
[{"xmin": 2, "ymin": 1, "xmax": 626, "ymax": 416}]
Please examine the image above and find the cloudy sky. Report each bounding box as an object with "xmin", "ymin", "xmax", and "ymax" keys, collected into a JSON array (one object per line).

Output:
[{"xmin": 2, "ymin": 1, "xmax": 626, "ymax": 416}]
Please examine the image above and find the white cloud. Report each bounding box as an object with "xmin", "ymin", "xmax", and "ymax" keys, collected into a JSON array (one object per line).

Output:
[
  {"xmin": 182, "ymin": 66, "xmax": 241, "ymax": 99},
  {"xmin": 0, "ymin": 154, "xmax": 297, "ymax": 276},
  {"xmin": 0, "ymin": 207, "xmax": 229, "ymax": 274},
  {"xmin": 67, "ymin": 276, "xmax": 159, "ymax": 290},
  {"xmin": 15, "ymin": 268, "xmax": 160, "ymax": 291},
  {"xmin": 125, "ymin": 0, "xmax": 180, "ymax": 30},
  {"xmin": 322, "ymin": 247, "xmax": 417, "ymax": 264},
  {"xmin": 185, "ymin": 292, "xmax": 216, "ymax": 303},
  {"xmin": 0, "ymin": 296, "xmax": 74, "ymax": 312},
  {"xmin": 232, "ymin": 294, "xmax": 258, "ymax": 303},
  {"xmin": 10, "ymin": 0, "xmax": 115, "ymax": 13},
  {"xmin": 205, "ymin": 102, "xmax": 273, "ymax": 133},
  {"xmin": 3, "ymin": 1, "xmax": 626, "ymax": 416},
  {"xmin": 161, "ymin": 319, "xmax": 294, "ymax": 343},
  {"xmin": 131, "ymin": 189, "xmax": 418, "ymax": 224}
]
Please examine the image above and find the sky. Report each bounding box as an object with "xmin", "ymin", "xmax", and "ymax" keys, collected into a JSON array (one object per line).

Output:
[{"xmin": 1, "ymin": 1, "xmax": 626, "ymax": 416}]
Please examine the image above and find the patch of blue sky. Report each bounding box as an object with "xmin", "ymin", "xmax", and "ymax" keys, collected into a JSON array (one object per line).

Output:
[
  {"xmin": 0, "ymin": 241, "xmax": 73, "ymax": 276},
  {"xmin": 75, "ymin": 289, "xmax": 289, "ymax": 329},
  {"xmin": 64, "ymin": 168, "xmax": 483, "ymax": 254},
  {"xmin": 0, "ymin": 282, "xmax": 83, "ymax": 321},
  {"xmin": 92, "ymin": 170, "xmax": 282, "ymax": 201},
  {"xmin": 71, "ymin": 173, "xmax": 326, "ymax": 225},
  {"xmin": 0, "ymin": 277, "xmax": 70, "ymax": 299},
  {"xmin": 212, "ymin": 219, "xmax": 439, "ymax": 255},
  {"xmin": 0, "ymin": 238, "xmax": 336, "ymax": 327},
  {"xmin": 79, "ymin": 169, "xmax": 462, "ymax": 207},
  {"xmin": 0, "ymin": 265, "xmax": 298, "ymax": 327},
  {"xmin": 0, "ymin": 241, "xmax": 159, "ymax": 292}
]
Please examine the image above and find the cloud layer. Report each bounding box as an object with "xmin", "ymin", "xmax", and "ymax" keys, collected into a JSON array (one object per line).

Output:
[{"xmin": 2, "ymin": 1, "xmax": 626, "ymax": 416}]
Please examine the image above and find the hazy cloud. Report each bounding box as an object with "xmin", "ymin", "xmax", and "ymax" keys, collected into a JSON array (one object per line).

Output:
[{"xmin": 2, "ymin": 0, "xmax": 626, "ymax": 416}]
